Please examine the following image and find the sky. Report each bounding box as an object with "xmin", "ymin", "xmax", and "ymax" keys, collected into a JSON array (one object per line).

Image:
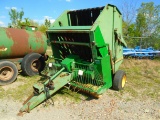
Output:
[{"xmin": 0, "ymin": 0, "xmax": 159, "ymax": 27}]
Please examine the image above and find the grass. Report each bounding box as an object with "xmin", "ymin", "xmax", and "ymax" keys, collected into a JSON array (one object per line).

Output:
[
  {"xmin": 46, "ymin": 46, "xmax": 52, "ymax": 56},
  {"xmin": 0, "ymin": 74, "xmax": 83, "ymax": 103},
  {"xmin": 52, "ymin": 87, "xmax": 86, "ymax": 104},
  {"xmin": 0, "ymin": 75, "xmax": 40, "ymax": 101},
  {"xmin": 118, "ymin": 58, "xmax": 160, "ymax": 100},
  {"xmin": 0, "ymin": 49, "xmax": 160, "ymax": 103}
]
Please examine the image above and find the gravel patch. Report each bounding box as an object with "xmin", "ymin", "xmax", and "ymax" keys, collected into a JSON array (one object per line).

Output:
[{"xmin": 0, "ymin": 90, "xmax": 159, "ymax": 120}]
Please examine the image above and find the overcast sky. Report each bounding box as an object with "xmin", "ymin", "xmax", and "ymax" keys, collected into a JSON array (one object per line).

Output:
[{"xmin": 0, "ymin": 0, "xmax": 159, "ymax": 27}]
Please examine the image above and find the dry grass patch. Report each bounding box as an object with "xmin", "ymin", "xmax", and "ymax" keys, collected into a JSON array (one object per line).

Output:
[
  {"xmin": 119, "ymin": 59, "xmax": 160, "ymax": 100},
  {"xmin": 0, "ymin": 55, "xmax": 159, "ymax": 102}
]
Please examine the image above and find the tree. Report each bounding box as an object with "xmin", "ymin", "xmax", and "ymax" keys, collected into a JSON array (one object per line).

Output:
[
  {"xmin": 9, "ymin": 8, "xmax": 24, "ymax": 28},
  {"xmin": 135, "ymin": 12, "xmax": 147, "ymax": 37},
  {"xmin": 123, "ymin": 23, "xmax": 141, "ymax": 47},
  {"xmin": 21, "ymin": 18, "xmax": 30, "ymax": 26},
  {"xmin": 121, "ymin": 0, "xmax": 137, "ymax": 36},
  {"xmin": 29, "ymin": 20, "xmax": 39, "ymax": 27},
  {"xmin": 135, "ymin": 2, "xmax": 160, "ymax": 48},
  {"xmin": 45, "ymin": 19, "xmax": 51, "ymax": 28},
  {"xmin": 137, "ymin": 2, "xmax": 160, "ymax": 36},
  {"xmin": 38, "ymin": 24, "xmax": 47, "ymax": 33},
  {"xmin": 121, "ymin": 0, "xmax": 140, "ymax": 47},
  {"xmin": 122, "ymin": 2, "xmax": 160, "ymax": 49},
  {"xmin": 38, "ymin": 19, "xmax": 51, "ymax": 33}
]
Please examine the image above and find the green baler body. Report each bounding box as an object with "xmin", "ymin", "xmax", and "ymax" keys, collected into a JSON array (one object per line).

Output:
[
  {"xmin": 47, "ymin": 4, "xmax": 126, "ymax": 94},
  {"xmin": 20, "ymin": 4, "xmax": 127, "ymax": 113}
]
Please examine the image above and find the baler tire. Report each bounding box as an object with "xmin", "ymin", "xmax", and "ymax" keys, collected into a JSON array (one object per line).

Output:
[
  {"xmin": 21, "ymin": 53, "xmax": 45, "ymax": 76},
  {"xmin": 112, "ymin": 70, "xmax": 126, "ymax": 91},
  {"xmin": 0, "ymin": 61, "xmax": 18, "ymax": 85}
]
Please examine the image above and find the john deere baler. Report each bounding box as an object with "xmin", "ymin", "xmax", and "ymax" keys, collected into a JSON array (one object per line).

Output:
[{"xmin": 19, "ymin": 4, "xmax": 127, "ymax": 113}]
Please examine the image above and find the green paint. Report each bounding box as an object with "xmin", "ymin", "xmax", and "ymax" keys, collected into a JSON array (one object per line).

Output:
[
  {"xmin": 27, "ymin": 30, "xmax": 47, "ymax": 51},
  {"xmin": 0, "ymin": 28, "xmax": 14, "ymax": 58},
  {"xmin": 20, "ymin": 4, "xmax": 127, "ymax": 112},
  {"xmin": 0, "ymin": 27, "xmax": 47, "ymax": 59},
  {"xmin": 20, "ymin": 70, "xmax": 72, "ymax": 112}
]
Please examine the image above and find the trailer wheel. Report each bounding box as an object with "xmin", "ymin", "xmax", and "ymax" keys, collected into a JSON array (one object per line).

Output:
[
  {"xmin": 112, "ymin": 70, "xmax": 126, "ymax": 91},
  {"xmin": 0, "ymin": 61, "xmax": 18, "ymax": 85},
  {"xmin": 21, "ymin": 53, "xmax": 45, "ymax": 76}
]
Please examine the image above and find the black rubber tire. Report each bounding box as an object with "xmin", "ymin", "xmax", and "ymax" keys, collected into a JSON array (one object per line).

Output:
[
  {"xmin": 112, "ymin": 70, "xmax": 126, "ymax": 91},
  {"xmin": 0, "ymin": 61, "xmax": 18, "ymax": 85},
  {"xmin": 21, "ymin": 53, "xmax": 45, "ymax": 76}
]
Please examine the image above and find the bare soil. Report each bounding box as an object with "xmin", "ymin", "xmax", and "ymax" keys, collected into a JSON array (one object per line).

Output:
[
  {"xmin": 0, "ymin": 59, "xmax": 160, "ymax": 120},
  {"xmin": 0, "ymin": 90, "xmax": 159, "ymax": 120}
]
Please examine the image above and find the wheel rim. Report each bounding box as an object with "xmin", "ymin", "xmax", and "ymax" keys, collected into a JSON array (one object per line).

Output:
[
  {"xmin": 31, "ymin": 59, "xmax": 41, "ymax": 72},
  {"xmin": 0, "ymin": 66, "xmax": 14, "ymax": 81},
  {"xmin": 122, "ymin": 75, "xmax": 126, "ymax": 88}
]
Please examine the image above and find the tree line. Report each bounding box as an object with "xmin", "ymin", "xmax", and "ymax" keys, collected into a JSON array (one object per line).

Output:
[
  {"xmin": 8, "ymin": 8, "xmax": 51, "ymax": 33},
  {"xmin": 8, "ymin": 2, "xmax": 160, "ymax": 49},
  {"xmin": 122, "ymin": 1, "xmax": 160, "ymax": 49}
]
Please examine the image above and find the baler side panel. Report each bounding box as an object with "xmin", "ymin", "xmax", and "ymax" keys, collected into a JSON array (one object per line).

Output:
[
  {"xmin": 113, "ymin": 6, "xmax": 125, "ymax": 72},
  {"xmin": 93, "ymin": 26, "xmax": 112, "ymax": 94},
  {"xmin": 91, "ymin": 5, "xmax": 114, "ymax": 57},
  {"xmin": 91, "ymin": 5, "xmax": 126, "ymax": 73},
  {"xmin": 51, "ymin": 11, "xmax": 69, "ymax": 27}
]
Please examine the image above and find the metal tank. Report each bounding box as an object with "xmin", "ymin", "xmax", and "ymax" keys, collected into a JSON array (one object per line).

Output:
[
  {"xmin": 0, "ymin": 27, "xmax": 47, "ymax": 59},
  {"xmin": 0, "ymin": 26, "xmax": 47, "ymax": 85}
]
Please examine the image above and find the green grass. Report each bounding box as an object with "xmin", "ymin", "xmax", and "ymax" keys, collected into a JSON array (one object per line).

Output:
[
  {"xmin": 0, "ymin": 75, "xmax": 40, "ymax": 101},
  {"xmin": 0, "ymin": 52, "xmax": 160, "ymax": 103},
  {"xmin": 0, "ymin": 74, "xmax": 83, "ymax": 103},
  {"xmin": 118, "ymin": 59, "xmax": 160, "ymax": 100},
  {"xmin": 52, "ymin": 87, "xmax": 86, "ymax": 104}
]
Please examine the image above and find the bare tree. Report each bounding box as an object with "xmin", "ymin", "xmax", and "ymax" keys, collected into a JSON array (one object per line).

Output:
[
  {"xmin": 121, "ymin": 0, "xmax": 137, "ymax": 24},
  {"xmin": 121, "ymin": 0, "xmax": 138, "ymax": 36},
  {"xmin": 9, "ymin": 8, "xmax": 24, "ymax": 28}
]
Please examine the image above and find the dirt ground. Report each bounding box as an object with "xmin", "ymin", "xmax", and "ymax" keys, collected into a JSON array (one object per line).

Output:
[
  {"xmin": 0, "ymin": 89, "xmax": 159, "ymax": 120},
  {"xmin": 0, "ymin": 59, "xmax": 160, "ymax": 120}
]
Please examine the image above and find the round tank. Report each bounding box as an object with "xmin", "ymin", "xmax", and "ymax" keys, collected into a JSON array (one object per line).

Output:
[{"xmin": 0, "ymin": 27, "xmax": 47, "ymax": 59}]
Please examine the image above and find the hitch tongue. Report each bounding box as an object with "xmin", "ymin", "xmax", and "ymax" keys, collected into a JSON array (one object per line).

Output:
[{"xmin": 19, "ymin": 67, "xmax": 72, "ymax": 113}]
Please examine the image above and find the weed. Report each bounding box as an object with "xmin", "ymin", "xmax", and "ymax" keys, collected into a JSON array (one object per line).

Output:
[
  {"xmin": 0, "ymin": 57, "xmax": 159, "ymax": 103},
  {"xmin": 120, "ymin": 59, "xmax": 160, "ymax": 100}
]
